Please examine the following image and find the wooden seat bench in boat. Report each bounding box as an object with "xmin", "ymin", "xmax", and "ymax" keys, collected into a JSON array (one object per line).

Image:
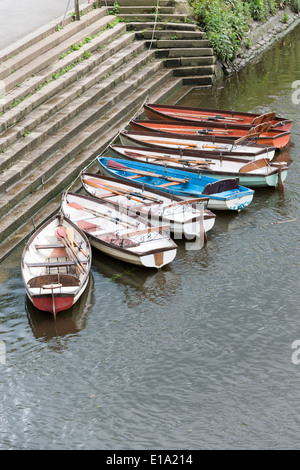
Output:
[
  {"xmin": 35, "ymin": 244, "xmax": 65, "ymax": 249},
  {"xmin": 157, "ymin": 181, "xmax": 180, "ymax": 188},
  {"xmin": 27, "ymin": 274, "xmax": 80, "ymax": 288},
  {"xmin": 26, "ymin": 261, "xmax": 88, "ymax": 268}
]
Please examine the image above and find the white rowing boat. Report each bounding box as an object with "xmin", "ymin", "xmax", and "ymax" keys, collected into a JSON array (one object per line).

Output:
[{"xmin": 61, "ymin": 192, "xmax": 177, "ymax": 268}]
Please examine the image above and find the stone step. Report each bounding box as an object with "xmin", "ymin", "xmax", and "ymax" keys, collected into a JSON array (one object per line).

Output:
[
  {"xmin": 157, "ymin": 39, "xmax": 211, "ymax": 48},
  {"xmin": 116, "ymin": 0, "xmax": 175, "ymax": 5},
  {"xmin": 126, "ymin": 22, "xmax": 198, "ymax": 32},
  {"xmin": 0, "ymin": 8, "xmax": 109, "ymax": 81},
  {"xmin": 2, "ymin": 14, "xmax": 119, "ymax": 94},
  {"xmin": 173, "ymin": 66, "xmax": 216, "ymax": 77},
  {"xmin": 0, "ymin": 69, "xmax": 182, "ymax": 254},
  {"xmin": 0, "ymin": 22, "xmax": 129, "ymax": 129},
  {"xmin": 156, "ymin": 47, "xmax": 215, "ymax": 58},
  {"xmin": 135, "ymin": 30, "xmax": 205, "ymax": 40},
  {"xmin": 117, "ymin": 14, "xmax": 188, "ymax": 22},
  {"xmin": 0, "ymin": 2, "xmax": 96, "ymax": 64},
  {"xmin": 0, "ymin": 29, "xmax": 136, "ymax": 149},
  {"xmin": 181, "ymin": 74, "xmax": 216, "ymax": 86},
  {"xmin": 118, "ymin": 6, "xmax": 175, "ymax": 14},
  {"xmin": 0, "ymin": 45, "xmax": 155, "ymax": 181},
  {"xmin": 163, "ymin": 58, "xmax": 216, "ymax": 69}
]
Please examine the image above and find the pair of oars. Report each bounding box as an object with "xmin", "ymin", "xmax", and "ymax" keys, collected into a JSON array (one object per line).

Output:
[
  {"xmin": 67, "ymin": 201, "xmax": 139, "ymax": 229},
  {"xmin": 82, "ymin": 177, "xmax": 160, "ymax": 203},
  {"xmin": 56, "ymin": 226, "xmax": 86, "ymax": 274}
]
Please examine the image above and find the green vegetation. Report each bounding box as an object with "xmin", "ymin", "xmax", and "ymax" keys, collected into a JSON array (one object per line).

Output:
[{"xmin": 188, "ymin": 0, "xmax": 299, "ymax": 63}]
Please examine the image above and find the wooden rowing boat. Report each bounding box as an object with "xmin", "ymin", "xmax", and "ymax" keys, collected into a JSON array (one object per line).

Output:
[
  {"xmin": 61, "ymin": 192, "xmax": 177, "ymax": 268},
  {"xmin": 144, "ymin": 103, "xmax": 293, "ymax": 132},
  {"xmin": 98, "ymin": 157, "xmax": 255, "ymax": 212},
  {"xmin": 119, "ymin": 130, "xmax": 277, "ymax": 160},
  {"xmin": 21, "ymin": 214, "xmax": 92, "ymax": 319},
  {"xmin": 109, "ymin": 144, "xmax": 289, "ymax": 189},
  {"xmin": 80, "ymin": 171, "xmax": 216, "ymax": 239},
  {"xmin": 129, "ymin": 119, "xmax": 291, "ymax": 149}
]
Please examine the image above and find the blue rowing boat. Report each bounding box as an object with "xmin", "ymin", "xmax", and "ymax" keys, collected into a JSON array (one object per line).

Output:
[{"xmin": 98, "ymin": 157, "xmax": 254, "ymax": 211}]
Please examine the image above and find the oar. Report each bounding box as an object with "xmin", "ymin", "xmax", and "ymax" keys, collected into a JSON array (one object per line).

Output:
[
  {"xmin": 145, "ymin": 126, "xmax": 234, "ymax": 135},
  {"xmin": 164, "ymin": 111, "xmax": 245, "ymax": 122},
  {"xmin": 106, "ymin": 160, "xmax": 190, "ymax": 183},
  {"xmin": 67, "ymin": 201, "xmax": 138, "ymax": 229},
  {"xmin": 56, "ymin": 227, "xmax": 86, "ymax": 274},
  {"xmin": 123, "ymin": 150, "xmax": 215, "ymax": 166},
  {"xmin": 57, "ymin": 227, "xmax": 86, "ymax": 274},
  {"xmin": 66, "ymin": 227, "xmax": 88, "ymax": 258},
  {"xmin": 82, "ymin": 177, "xmax": 155, "ymax": 203},
  {"xmin": 143, "ymin": 138, "xmax": 199, "ymax": 149}
]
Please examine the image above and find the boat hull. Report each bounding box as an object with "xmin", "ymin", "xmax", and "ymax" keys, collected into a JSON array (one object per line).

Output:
[
  {"xmin": 61, "ymin": 192, "xmax": 178, "ymax": 268},
  {"xmin": 120, "ymin": 131, "xmax": 277, "ymax": 160},
  {"xmin": 129, "ymin": 120, "xmax": 291, "ymax": 149},
  {"xmin": 21, "ymin": 215, "xmax": 92, "ymax": 317},
  {"xmin": 109, "ymin": 145, "xmax": 288, "ymax": 189},
  {"xmin": 81, "ymin": 172, "xmax": 216, "ymax": 239},
  {"xmin": 89, "ymin": 235, "xmax": 177, "ymax": 267},
  {"xmin": 98, "ymin": 157, "xmax": 255, "ymax": 212},
  {"xmin": 144, "ymin": 103, "xmax": 293, "ymax": 132}
]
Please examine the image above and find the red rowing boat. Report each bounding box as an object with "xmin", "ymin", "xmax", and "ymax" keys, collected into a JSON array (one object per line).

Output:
[
  {"xmin": 144, "ymin": 103, "xmax": 292, "ymax": 132},
  {"xmin": 130, "ymin": 120, "xmax": 291, "ymax": 148}
]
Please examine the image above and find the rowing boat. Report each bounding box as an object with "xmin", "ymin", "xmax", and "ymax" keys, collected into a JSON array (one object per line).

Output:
[
  {"xmin": 61, "ymin": 192, "xmax": 177, "ymax": 268},
  {"xmin": 129, "ymin": 120, "xmax": 291, "ymax": 149},
  {"xmin": 21, "ymin": 214, "xmax": 92, "ymax": 319},
  {"xmin": 81, "ymin": 171, "xmax": 216, "ymax": 239},
  {"xmin": 119, "ymin": 130, "xmax": 277, "ymax": 160},
  {"xmin": 109, "ymin": 144, "xmax": 289, "ymax": 189},
  {"xmin": 143, "ymin": 103, "xmax": 292, "ymax": 132},
  {"xmin": 98, "ymin": 157, "xmax": 255, "ymax": 212}
]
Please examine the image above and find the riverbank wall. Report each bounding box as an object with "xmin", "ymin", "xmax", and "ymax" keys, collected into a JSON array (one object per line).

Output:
[{"xmin": 219, "ymin": 5, "xmax": 300, "ymax": 75}]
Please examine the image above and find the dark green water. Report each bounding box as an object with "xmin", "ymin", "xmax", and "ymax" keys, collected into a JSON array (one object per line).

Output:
[{"xmin": 0, "ymin": 26, "xmax": 299, "ymax": 450}]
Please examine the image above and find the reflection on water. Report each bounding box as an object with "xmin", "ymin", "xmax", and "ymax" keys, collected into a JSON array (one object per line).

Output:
[
  {"xmin": 92, "ymin": 249, "xmax": 182, "ymax": 309},
  {"xmin": 26, "ymin": 276, "xmax": 94, "ymax": 341}
]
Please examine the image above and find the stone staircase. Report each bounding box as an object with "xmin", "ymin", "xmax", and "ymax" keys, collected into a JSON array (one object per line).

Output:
[
  {"xmin": 0, "ymin": 5, "xmax": 184, "ymax": 261},
  {"xmin": 0, "ymin": 1, "xmax": 218, "ymax": 262},
  {"xmin": 116, "ymin": 0, "xmax": 217, "ymax": 86}
]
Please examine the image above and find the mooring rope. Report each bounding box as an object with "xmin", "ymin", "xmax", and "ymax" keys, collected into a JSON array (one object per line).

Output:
[{"xmin": 148, "ymin": 0, "xmax": 160, "ymax": 50}]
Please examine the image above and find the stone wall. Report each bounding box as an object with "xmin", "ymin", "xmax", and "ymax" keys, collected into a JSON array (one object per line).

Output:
[{"xmin": 223, "ymin": 5, "xmax": 300, "ymax": 75}]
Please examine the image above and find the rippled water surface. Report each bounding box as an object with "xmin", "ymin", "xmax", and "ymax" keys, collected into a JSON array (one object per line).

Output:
[{"xmin": 0, "ymin": 26, "xmax": 300, "ymax": 450}]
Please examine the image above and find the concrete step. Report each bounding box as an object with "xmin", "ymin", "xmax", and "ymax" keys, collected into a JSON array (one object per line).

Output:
[
  {"xmin": 2, "ymin": 14, "xmax": 119, "ymax": 94},
  {"xmin": 156, "ymin": 47, "xmax": 215, "ymax": 58},
  {"xmin": 163, "ymin": 58, "xmax": 216, "ymax": 70},
  {"xmin": 0, "ymin": 30, "xmax": 136, "ymax": 149},
  {"xmin": 0, "ymin": 69, "xmax": 182, "ymax": 255},
  {"xmin": 0, "ymin": 45, "xmax": 155, "ymax": 182},
  {"xmin": 116, "ymin": 0, "xmax": 175, "ymax": 5},
  {"xmin": 173, "ymin": 66, "xmax": 216, "ymax": 77},
  {"xmin": 0, "ymin": 8, "xmax": 109, "ymax": 81},
  {"xmin": 135, "ymin": 30, "xmax": 205, "ymax": 40},
  {"xmin": 126, "ymin": 22, "xmax": 198, "ymax": 32},
  {"xmin": 0, "ymin": 2, "xmax": 96, "ymax": 64},
  {"xmin": 0, "ymin": 22, "xmax": 129, "ymax": 127},
  {"xmin": 117, "ymin": 14, "xmax": 188, "ymax": 22},
  {"xmin": 118, "ymin": 6, "xmax": 175, "ymax": 14},
  {"xmin": 157, "ymin": 39, "xmax": 211, "ymax": 48},
  {"xmin": 181, "ymin": 74, "xmax": 216, "ymax": 86}
]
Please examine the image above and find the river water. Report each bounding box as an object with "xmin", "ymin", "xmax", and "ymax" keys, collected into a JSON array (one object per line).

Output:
[{"xmin": 0, "ymin": 25, "xmax": 299, "ymax": 451}]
